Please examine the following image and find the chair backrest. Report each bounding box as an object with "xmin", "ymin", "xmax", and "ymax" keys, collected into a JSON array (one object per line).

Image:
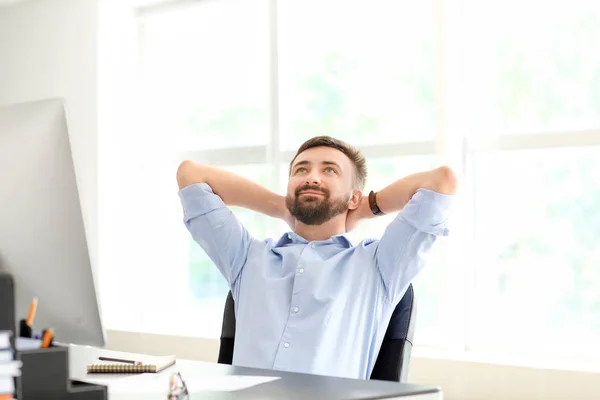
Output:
[
  {"xmin": 369, "ymin": 284, "xmax": 416, "ymax": 382},
  {"xmin": 217, "ymin": 284, "xmax": 417, "ymax": 382},
  {"xmin": 216, "ymin": 290, "xmax": 236, "ymax": 364}
]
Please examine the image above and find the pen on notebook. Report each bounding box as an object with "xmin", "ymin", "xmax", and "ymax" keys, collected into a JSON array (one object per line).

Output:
[{"xmin": 98, "ymin": 356, "xmax": 142, "ymax": 365}]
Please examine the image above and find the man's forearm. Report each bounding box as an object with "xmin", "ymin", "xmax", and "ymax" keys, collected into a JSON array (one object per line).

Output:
[
  {"xmin": 377, "ymin": 166, "xmax": 456, "ymax": 213},
  {"xmin": 355, "ymin": 166, "xmax": 457, "ymax": 220},
  {"xmin": 177, "ymin": 160, "xmax": 286, "ymax": 219}
]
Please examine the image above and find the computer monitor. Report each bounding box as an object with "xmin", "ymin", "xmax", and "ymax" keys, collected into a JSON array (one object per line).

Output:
[{"xmin": 0, "ymin": 98, "xmax": 105, "ymax": 347}]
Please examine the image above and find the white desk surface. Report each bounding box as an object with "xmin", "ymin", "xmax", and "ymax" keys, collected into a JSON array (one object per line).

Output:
[{"xmin": 67, "ymin": 345, "xmax": 443, "ymax": 400}]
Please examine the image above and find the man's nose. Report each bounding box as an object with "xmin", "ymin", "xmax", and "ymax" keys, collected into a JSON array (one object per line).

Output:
[{"xmin": 305, "ymin": 171, "xmax": 321, "ymax": 185}]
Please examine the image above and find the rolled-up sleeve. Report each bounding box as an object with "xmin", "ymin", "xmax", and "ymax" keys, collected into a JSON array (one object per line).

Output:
[
  {"xmin": 179, "ymin": 183, "xmax": 227, "ymax": 221},
  {"xmin": 178, "ymin": 183, "xmax": 255, "ymax": 289},
  {"xmin": 376, "ymin": 188, "xmax": 453, "ymax": 303}
]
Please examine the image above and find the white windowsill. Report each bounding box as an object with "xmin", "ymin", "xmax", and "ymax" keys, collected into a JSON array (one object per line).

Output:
[{"xmin": 411, "ymin": 346, "xmax": 600, "ymax": 374}]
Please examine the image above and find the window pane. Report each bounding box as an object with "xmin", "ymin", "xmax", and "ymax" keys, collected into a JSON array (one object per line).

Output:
[
  {"xmin": 460, "ymin": 1, "xmax": 600, "ymax": 134},
  {"xmin": 140, "ymin": 0, "xmax": 269, "ymax": 151},
  {"xmin": 278, "ymin": 0, "xmax": 438, "ymax": 150},
  {"xmin": 99, "ymin": 155, "xmax": 185, "ymax": 332},
  {"xmin": 470, "ymin": 147, "xmax": 600, "ymax": 362}
]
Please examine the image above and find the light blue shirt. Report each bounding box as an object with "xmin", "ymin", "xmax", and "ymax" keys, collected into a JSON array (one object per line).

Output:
[{"xmin": 179, "ymin": 183, "xmax": 453, "ymax": 379}]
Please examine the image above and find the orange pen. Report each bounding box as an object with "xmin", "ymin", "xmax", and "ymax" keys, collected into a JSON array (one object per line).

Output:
[
  {"xmin": 26, "ymin": 297, "xmax": 38, "ymax": 327},
  {"xmin": 41, "ymin": 328, "xmax": 54, "ymax": 348}
]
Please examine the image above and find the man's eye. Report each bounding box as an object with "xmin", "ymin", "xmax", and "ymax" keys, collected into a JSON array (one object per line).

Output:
[
  {"xmin": 296, "ymin": 167, "xmax": 307, "ymax": 173},
  {"xmin": 325, "ymin": 167, "xmax": 336, "ymax": 173}
]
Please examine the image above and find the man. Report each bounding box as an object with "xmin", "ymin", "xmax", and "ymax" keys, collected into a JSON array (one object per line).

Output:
[{"xmin": 177, "ymin": 136, "xmax": 457, "ymax": 379}]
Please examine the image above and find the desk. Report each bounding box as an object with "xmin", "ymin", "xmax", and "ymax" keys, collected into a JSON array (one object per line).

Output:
[{"xmin": 68, "ymin": 346, "xmax": 443, "ymax": 400}]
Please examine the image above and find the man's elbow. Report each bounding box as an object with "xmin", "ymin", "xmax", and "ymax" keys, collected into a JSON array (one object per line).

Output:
[
  {"xmin": 433, "ymin": 165, "xmax": 458, "ymax": 194},
  {"xmin": 177, "ymin": 160, "xmax": 205, "ymax": 189}
]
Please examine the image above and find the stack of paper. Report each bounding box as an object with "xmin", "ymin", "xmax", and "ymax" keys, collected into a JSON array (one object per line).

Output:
[
  {"xmin": 0, "ymin": 331, "xmax": 22, "ymax": 400},
  {"xmin": 107, "ymin": 373, "xmax": 280, "ymax": 394},
  {"xmin": 78, "ymin": 370, "xmax": 279, "ymax": 395}
]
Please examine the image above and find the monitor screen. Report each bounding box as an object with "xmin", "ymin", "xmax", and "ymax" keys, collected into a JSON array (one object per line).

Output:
[{"xmin": 0, "ymin": 98, "xmax": 105, "ymax": 347}]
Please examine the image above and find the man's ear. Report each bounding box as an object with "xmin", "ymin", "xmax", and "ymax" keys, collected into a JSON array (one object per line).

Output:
[{"xmin": 347, "ymin": 190, "xmax": 363, "ymax": 210}]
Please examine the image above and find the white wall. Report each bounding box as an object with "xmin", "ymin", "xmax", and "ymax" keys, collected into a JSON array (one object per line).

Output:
[{"xmin": 0, "ymin": 0, "xmax": 99, "ymax": 270}]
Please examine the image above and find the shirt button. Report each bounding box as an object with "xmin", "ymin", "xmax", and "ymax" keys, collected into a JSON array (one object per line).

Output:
[
  {"xmin": 311, "ymin": 244, "xmax": 316, "ymax": 248},
  {"xmin": 287, "ymin": 234, "xmax": 292, "ymax": 239},
  {"xmin": 293, "ymin": 307, "xmax": 299, "ymax": 313},
  {"xmin": 283, "ymin": 342, "xmax": 290, "ymax": 348},
  {"xmin": 298, "ymin": 268, "xmax": 304, "ymax": 274}
]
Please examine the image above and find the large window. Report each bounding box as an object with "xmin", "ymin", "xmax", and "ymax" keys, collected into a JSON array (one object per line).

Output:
[{"xmin": 99, "ymin": 0, "xmax": 600, "ymax": 364}]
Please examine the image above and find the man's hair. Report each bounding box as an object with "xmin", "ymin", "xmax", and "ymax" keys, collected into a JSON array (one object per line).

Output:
[{"xmin": 289, "ymin": 136, "xmax": 367, "ymax": 191}]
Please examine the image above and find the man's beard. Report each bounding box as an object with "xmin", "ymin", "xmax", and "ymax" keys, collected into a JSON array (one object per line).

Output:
[{"xmin": 285, "ymin": 185, "xmax": 350, "ymax": 226}]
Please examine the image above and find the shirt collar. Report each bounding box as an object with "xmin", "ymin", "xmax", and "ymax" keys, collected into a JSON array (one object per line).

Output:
[{"xmin": 274, "ymin": 231, "xmax": 354, "ymax": 248}]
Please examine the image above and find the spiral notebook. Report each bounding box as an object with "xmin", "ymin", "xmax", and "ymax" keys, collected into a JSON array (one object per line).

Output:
[{"xmin": 87, "ymin": 351, "xmax": 176, "ymax": 374}]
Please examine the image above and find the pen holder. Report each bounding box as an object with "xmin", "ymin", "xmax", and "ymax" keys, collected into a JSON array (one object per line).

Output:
[
  {"xmin": 19, "ymin": 319, "xmax": 32, "ymax": 338},
  {"xmin": 17, "ymin": 346, "xmax": 107, "ymax": 400}
]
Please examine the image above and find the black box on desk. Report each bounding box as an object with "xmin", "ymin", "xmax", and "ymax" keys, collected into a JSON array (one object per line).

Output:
[
  {"xmin": 0, "ymin": 272, "xmax": 107, "ymax": 400},
  {"xmin": 17, "ymin": 346, "xmax": 107, "ymax": 400}
]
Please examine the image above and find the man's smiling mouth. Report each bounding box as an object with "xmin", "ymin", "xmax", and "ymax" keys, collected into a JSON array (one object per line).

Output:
[{"xmin": 299, "ymin": 191, "xmax": 325, "ymax": 196}]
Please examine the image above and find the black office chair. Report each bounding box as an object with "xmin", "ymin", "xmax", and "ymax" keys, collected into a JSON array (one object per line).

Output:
[
  {"xmin": 217, "ymin": 284, "xmax": 417, "ymax": 383},
  {"xmin": 369, "ymin": 284, "xmax": 417, "ymax": 382}
]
